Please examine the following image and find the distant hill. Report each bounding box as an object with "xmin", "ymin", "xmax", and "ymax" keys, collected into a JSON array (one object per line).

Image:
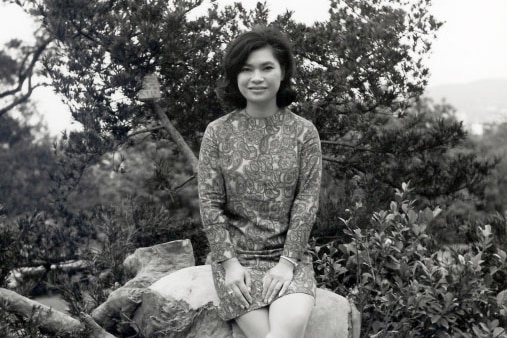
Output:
[{"xmin": 424, "ymin": 78, "xmax": 507, "ymax": 125}]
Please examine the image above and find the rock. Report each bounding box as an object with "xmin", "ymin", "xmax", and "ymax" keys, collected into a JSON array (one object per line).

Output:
[
  {"xmin": 123, "ymin": 239, "xmax": 195, "ymax": 288},
  {"xmin": 92, "ymin": 240, "xmax": 195, "ymax": 330},
  {"xmin": 132, "ymin": 265, "xmax": 359, "ymax": 338}
]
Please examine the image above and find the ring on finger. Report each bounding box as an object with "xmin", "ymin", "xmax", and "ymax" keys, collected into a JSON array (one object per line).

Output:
[{"xmin": 227, "ymin": 290, "xmax": 234, "ymax": 295}]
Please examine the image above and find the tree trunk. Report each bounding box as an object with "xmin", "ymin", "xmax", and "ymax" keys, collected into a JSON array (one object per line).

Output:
[
  {"xmin": 0, "ymin": 288, "xmax": 117, "ymax": 338},
  {"xmin": 149, "ymin": 100, "xmax": 199, "ymax": 174}
]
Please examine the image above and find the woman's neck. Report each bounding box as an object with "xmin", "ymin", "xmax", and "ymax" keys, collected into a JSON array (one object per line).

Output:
[{"xmin": 244, "ymin": 102, "xmax": 279, "ymax": 118}]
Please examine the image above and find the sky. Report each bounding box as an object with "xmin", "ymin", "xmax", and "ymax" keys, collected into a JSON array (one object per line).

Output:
[{"xmin": 1, "ymin": 0, "xmax": 507, "ymax": 135}]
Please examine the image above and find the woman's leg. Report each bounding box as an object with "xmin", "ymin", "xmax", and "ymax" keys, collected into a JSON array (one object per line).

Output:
[
  {"xmin": 266, "ymin": 293, "xmax": 314, "ymax": 338},
  {"xmin": 234, "ymin": 307, "xmax": 270, "ymax": 338}
]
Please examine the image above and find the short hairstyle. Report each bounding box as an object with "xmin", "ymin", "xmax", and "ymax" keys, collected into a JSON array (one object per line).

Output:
[{"xmin": 217, "ymin": 26, "xmax": 297, "ymax": 109}]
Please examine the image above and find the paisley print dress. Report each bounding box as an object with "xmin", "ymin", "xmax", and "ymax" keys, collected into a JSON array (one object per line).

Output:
[{"xmin": 197, "ymin": 108, "xmax": 322, "ymax": 321}]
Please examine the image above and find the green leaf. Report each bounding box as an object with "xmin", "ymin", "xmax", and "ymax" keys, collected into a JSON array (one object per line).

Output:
[
  {"xmin": 384, "ymin": 255, "xmax": 400, "ymax": 270},
  {"xmin": 497, "ymin": 290, "xmax": 507, "ymax": 307},
  {"xmin": 493, "ymin": 327, "xmax": 505, "ymax": 336},
  {"xmin": 432, "ymin": 206, "xmax": 442, "ymax": 217},
  {"xmin": 421, "ymin": 207, "xmax": 434, "ymax": 223},
  {"xmin": 411, "ymin": 223, "xmax": 421, "ymax": 236},
  {"xmin": 495, "ymin": 249, "xmax": 506, "ymax": 263},
  {"xmin": 430, "ymin": 314, "xmax": 441, "ymax": 324},
  {"xmin": 407, "ymin": 210, "xmax": 418, "ymax": 224}
]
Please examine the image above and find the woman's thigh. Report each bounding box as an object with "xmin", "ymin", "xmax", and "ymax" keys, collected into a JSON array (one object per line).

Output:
[
  {"xmin": 235, "ymin": 307, "xmax": 270, "ymax": 338},
  {"xmin": 268, "ymin": 293, "xmax": 314, "ymax": 338}
]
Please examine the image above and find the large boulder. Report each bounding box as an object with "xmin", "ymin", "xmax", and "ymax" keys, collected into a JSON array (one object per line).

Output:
[
  {"xmin": 92, "ymin": 240, "xmax": 195, "ymax": 330},
  {"xmin": 132, "ymin": 265, "xmax": 360, "ymax": 338}
]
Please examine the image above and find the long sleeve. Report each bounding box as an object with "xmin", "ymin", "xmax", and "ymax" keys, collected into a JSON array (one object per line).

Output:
[
  {"xmin": 198, "ymin": 123, "xmax": 236, "ymax": 263},
  {"xmin": 282, "ymin": 123, "xmax": 322, "ymax": 261}
]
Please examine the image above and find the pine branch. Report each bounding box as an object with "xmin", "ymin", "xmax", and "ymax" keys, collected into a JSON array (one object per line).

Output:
[{"xmin": 0, "ymin": 38, "xmax": 52, "ymax": 116}]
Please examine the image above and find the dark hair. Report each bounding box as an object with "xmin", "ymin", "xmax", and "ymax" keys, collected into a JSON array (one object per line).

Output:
[{"xmin": 217, "ymin": 26, "xmax": 297, "ymax": 109}]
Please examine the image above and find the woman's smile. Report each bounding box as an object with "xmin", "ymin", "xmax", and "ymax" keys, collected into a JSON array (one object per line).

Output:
[{"xmin": 249, "ymin": 86, "xmax": 268, "ymax": 93}]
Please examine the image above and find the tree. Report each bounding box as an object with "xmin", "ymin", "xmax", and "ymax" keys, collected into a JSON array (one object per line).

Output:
[
  {"xmin": 0, "ymin": 109, "xmax": 55, "ymax": 217},
  {"xmin": 4, "ymin": 0, "xmax": 490, "ymax": 217},
  {"xmin": 0, "ymin": 32, "xmax": 52, "ymax": 117},
  {"xmin": 475, "ymin": 122, "xmax": 507, "ymax": 214},
  {"xmin": 0, "ymin": 1, "xmax": 502, "ymax": 336}
]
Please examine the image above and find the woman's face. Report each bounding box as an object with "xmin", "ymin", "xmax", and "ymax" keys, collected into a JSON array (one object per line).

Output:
[{"xmin": 237, "ymin": 46, "xmax": 284, "ymax": 107}]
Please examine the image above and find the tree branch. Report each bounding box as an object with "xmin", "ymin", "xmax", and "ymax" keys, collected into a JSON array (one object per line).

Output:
[
  {"xmin": 0, "ymin": 82, "xmax": 46, "ymax": 117},
  {"xmin": 322, "ymin": 155, "xmax": 345, "ymax": 164},
  {"xmin": 170, "ymin": 175, "xmax": 196, "ymax": 192},
  {"xmin": 148, "ymin": 100, "xmax": 199, "ymax": 174},
  {"xmin": 127, "ymin": 125, "xmax": 164, "ymax": 138},
  {"xmin": 0, "ymin": 38, "xmax": 51, "ymax": 99},
  {"xmin": 0, "ymin": 288, "xmax": 116, "ymax": 337}
]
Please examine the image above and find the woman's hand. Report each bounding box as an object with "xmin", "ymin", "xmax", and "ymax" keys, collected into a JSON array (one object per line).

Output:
[
  {"xmin": 262, "ymin": 259, "xmax": 294, "ymax": 303},
  {"xmin": 223, "ymin": 258, "xmax": 252, "ymax": 309}
]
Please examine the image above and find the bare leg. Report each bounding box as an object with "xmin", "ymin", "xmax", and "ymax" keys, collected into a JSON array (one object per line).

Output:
[
  {"xmin": 266, "ymin": 293, "xmax": 314, "ymax": 338},
  {"xmin": 234, "ymin": 307, "xmax": 270, "ymax": 338}
]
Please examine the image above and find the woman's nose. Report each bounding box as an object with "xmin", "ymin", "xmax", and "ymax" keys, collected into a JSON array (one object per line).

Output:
[{"xmin": 251, "ymin": 70, "xmax": 263, "ymax": 82}]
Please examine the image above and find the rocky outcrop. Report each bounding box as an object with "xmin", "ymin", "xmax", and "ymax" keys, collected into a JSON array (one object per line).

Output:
[
  {"xmin": 132, "ymin": 264, "xmax": 359, "ymax": 338},
  {"xmin": 91, "ymin": 239, "xmax": 195, "ymax": 330}
]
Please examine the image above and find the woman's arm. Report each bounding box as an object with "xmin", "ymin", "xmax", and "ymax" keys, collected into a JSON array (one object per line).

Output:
[
  {"xmin": 282, "ymin": 122, "xmax": 322, "ymax": 262},
  {"xmin": 198, "ymin": 123, "xmax": 236, "ymax": 263}
]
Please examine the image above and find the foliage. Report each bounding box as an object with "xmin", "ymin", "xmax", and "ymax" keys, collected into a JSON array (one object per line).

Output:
[
  {"xmin": 0, "ymin": 205, "xmax": 18, "ymax": 287},
  {"xmin": 0, "ymin": 112, "xmax": 57, "ymax": 217},
  {"xmin": 313, "ymin": 183, "xmax": 507, "ymax": 337},
  {"xmin": 2, "ymin": 0, "xmax": 491, "ymax": 216},
  {"xmin": 473, "ymin": 121, "xmax": 507, "ymax": 214},
  {"xmin": 0, "ymin": 0, "xmax": 494, "ymax": 258},
  {"xmin": 0, "ymin": 0, "xmax": 504, "ymax": 335}
]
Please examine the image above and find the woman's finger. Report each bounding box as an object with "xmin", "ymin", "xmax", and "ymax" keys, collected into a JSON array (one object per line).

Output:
[
  {"xmin": 269, "ymin": 281, "xmax": 283, "ymax": 301},
  {"xmin": 237, "ymin": 280, "xmax": 252, "ymax": 306},
  {"xmin": 230, "ymin": 284, "xmax": 249, "ymax": 309},
  {"xmin": 262, "ymin": 275, "xmax": 272, "ymax": 299},
  {"xmin": 278, "ymin": 280, "xmax": 290, "ymax": 297},
  {"xmin": 264, "ymin": 279, "xmax": 279, "ymax": 303},
  {"xmin": 244, "ymin": 269, "xmax": 252, "ymax": 295}
]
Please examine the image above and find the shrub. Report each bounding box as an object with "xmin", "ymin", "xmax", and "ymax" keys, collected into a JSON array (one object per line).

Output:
[
  {"xmin": 0, "ymin": 205, "xmax": 19, "ymax": 287},
  {"xmin": 312, "ymin": 183, "xmax": 507, "ymax": 337}
]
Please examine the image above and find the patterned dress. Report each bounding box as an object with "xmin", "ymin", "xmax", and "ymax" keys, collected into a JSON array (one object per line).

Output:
[{"xmin": 197, "ymin": 108, "xmax": 322, "ymax": 321}]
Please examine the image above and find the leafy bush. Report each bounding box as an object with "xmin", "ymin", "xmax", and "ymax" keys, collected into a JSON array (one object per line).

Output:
[
  {"xmin": 0, "ymin": 205, "xmax": 19, "ymax": 287},
  {"xmin": 313, "ymin": 183, "xmax": 507, "ymax": 337}
]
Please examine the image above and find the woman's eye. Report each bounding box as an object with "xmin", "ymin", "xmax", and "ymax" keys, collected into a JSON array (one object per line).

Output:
[{"xmin": 240, "ymin": 67, "xmax": 251, "ymax": 72}]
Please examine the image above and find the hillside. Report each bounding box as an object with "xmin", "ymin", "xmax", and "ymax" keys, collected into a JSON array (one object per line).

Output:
[{"xmin": 424, "ymin": 78, "xmax": 507, "ymax": 125}]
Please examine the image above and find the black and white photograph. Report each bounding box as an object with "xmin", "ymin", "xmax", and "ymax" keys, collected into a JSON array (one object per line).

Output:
[{"xmin": 1, "ymin": 0, "xmax": 506, "ymax": 337}]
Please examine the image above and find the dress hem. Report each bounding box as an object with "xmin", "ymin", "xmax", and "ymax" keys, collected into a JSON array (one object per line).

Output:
[{"xmin": 220, "ymin": 290, "xmax": 316, "ymax": 321}]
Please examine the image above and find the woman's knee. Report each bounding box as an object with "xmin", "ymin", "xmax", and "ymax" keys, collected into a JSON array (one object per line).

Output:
[
  {"xmin": 235, "ymin": 308, "xmax": 270, "ymax": 338},
  {"xmin": 269, "ymin": 312, "xmax": 310, "ymax": 338},
  {"xmin": 268, "ymin": 294, "xmax": 314, "ymax": 338},
  {"xmin": 280, "ymin": 306, "xmax": 312, "ymax": 325}
]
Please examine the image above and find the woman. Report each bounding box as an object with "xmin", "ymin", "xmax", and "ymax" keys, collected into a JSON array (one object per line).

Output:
[{"xmin": 198, "ymin": 26, "xmax": 322, "ymax": 338}]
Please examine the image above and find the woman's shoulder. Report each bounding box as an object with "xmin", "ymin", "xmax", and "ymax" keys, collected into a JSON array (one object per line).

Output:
[
  {"xmin": 206, "ymin": 110, "xmax": 240, "ymax": 130},
  {"xmin": 285, "ymin": 110, "xmax": 319, "ymax": 135}
]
